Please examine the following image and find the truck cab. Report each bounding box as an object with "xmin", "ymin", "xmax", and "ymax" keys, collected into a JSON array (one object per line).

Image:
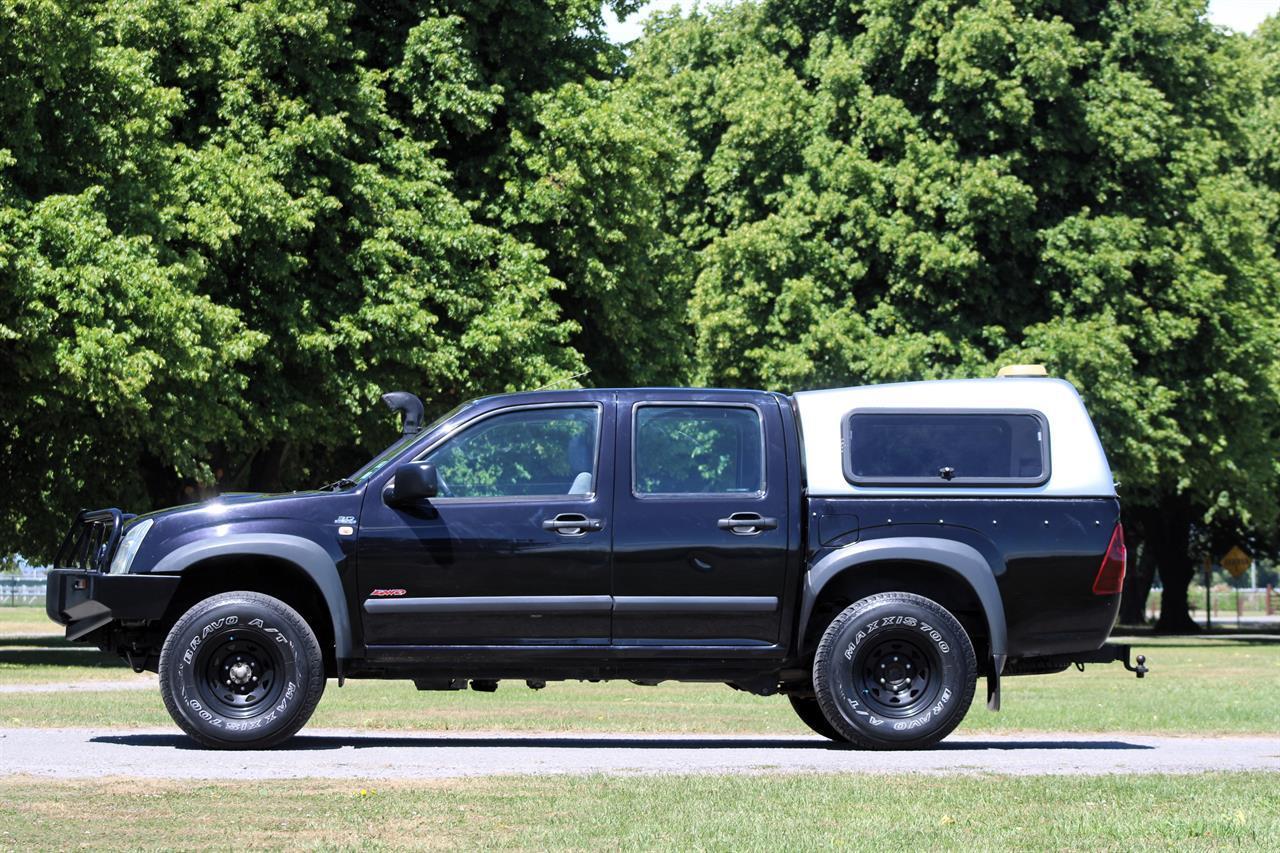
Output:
[
  {"xmin": 46, "ymin": 377, "xmax": 1143, "ymax": 751},
  {"xmin": 354, "ymin": 387, "xmax": 802, "ymax": 656}
]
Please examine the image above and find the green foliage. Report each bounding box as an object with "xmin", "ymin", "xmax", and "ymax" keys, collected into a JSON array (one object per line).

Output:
[
  {"xmin": 1, "ymin": 0, "xmax": 1278, "ymax": 589},
  {"xmin": 0, "ymin": 0, "xmax": 659, "ymax": 557},
  {"xmin": 624, "ymin": 0, "xmax": 1280, "ymax": 581}
]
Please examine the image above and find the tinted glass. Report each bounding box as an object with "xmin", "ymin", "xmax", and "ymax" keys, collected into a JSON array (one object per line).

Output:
[
  {"xmin": 846, "ymin": 412, "xmax": 1046, "ymax": 482},
  {"xmin": 424, "ymin": 406, "xmax": 598, "ymax": 498},
  {"xmin": 634, "ymin": 406, "xmax": 763, "ymax": 494}
]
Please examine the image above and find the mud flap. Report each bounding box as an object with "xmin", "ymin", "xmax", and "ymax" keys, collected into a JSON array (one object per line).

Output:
[{"xmin": 986, "ymin": 654, "xmax": 1006, "ymax": 711}]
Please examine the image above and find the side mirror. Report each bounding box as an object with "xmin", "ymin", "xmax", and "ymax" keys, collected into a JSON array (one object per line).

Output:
[{"xmin": 388, "ymin": 462, "xmax": 438, "ymax": 505}]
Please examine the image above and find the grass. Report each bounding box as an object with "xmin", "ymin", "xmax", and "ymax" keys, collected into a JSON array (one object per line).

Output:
[
  {"xmin": 4, "ymin": 607, "xmax": 1277, "ymax": 849},
  {"xmin": 2, "ymin": 772, "xmax": 1277, "ymax": 849},
  {"xmin": 2, "ymin": 606, "xmax": 1276, "ymax": 736},
  {"xmin": 0, "ymin": 606, "xmax": 154, "ymax": 684},
  {"xmin": 0, "ymin": 605, "xmax": 61, "ymax": 636}
]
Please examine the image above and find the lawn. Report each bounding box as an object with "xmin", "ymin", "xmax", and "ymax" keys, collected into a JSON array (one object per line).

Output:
[
  {"xmin": 3, "ymin": 604, "xmax": 1276, "ymax": 736},
  {"xmin": 1, "ymin": 772, "xmax": 1276, "ymax": 849},
  {"xmin": 0, "ymin": 605, "xmax": 61, "ymax": 636},
  {"xmin": 4, "ymin": 606, "xmax": 1277, "ymax": 850}
]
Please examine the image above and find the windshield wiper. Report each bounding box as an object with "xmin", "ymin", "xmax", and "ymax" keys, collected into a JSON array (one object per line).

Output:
[{"xmin": 317, "ymin": 478, "xmax": 357, "ymax": 492}]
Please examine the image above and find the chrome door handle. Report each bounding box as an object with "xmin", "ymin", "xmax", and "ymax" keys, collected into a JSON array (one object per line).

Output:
[
  {"xmin": 543, "ymin": 513, "xmax": 603, "ymax": 535},
  {"xmin": 717, "ymin": 512, "xmax": 778, "ymax": 535}
]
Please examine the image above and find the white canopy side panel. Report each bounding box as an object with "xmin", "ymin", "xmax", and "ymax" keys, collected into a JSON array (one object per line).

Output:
[{"xmin": 793, "ymin": 377, "xmax": 1117, "ymax": 498}]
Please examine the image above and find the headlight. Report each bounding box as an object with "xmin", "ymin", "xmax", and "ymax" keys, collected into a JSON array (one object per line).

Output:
[{"xmin": 108, "ymin": 519, "xmax": 153, "ymax": 574}]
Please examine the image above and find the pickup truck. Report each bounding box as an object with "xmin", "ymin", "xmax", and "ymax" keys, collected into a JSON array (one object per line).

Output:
[{"xmin": 46, "ymin": 372, "xmax": 1145, "ymax": 750}]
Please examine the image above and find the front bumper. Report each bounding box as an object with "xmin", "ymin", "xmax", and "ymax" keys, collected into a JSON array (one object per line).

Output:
[{"xmin": 45, "ymin": 569, "xmax": 182, "ymax": 641}]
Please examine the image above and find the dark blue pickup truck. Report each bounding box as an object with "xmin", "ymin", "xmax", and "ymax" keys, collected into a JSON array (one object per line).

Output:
[{"xmin": 46, "ymin": 374, "xmax": 1144, "ymax": 750}]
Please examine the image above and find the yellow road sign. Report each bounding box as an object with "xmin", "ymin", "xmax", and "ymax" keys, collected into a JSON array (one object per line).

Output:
[{"xmin": 1221, "ymin": 546, "xmax": 1251, "ymax": 578}]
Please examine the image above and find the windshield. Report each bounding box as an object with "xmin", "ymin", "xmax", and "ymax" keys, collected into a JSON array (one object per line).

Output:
[{"xmin": 349, "ymin": 401, "xmax": 474, "ymax": 483}]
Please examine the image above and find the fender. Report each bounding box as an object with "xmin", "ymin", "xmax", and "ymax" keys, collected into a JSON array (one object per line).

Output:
[
  {"xmin": 149, "ymin": 534, "xmax": 354, "ymax": 659},
  {"xmin": 799, "ymin": 537, "xmax": 1007, "ymax": 659}
]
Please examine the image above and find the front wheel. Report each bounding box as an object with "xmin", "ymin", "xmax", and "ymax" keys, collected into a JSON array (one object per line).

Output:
[
  {"xmin": 159, "ymin": 591, "xmax": 325, "ymax": 749},
  {"xmin": 813, "ymin": 592, "xmax": 976, "ymax": 750}
]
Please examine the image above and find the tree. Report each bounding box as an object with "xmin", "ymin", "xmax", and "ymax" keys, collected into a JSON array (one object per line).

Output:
[
  {"xmin": 1, "ymin": 0, "xmax": 658, "ymax": 560},
  {"xmin": 625, "ymin": 0, "xmax": 1280, "ymax": 629}
]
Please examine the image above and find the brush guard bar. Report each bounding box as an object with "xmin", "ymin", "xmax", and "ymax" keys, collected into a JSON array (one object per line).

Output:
[{"xmin": 53, "ymin": 508, "xmax": 127, "ymax": 572}]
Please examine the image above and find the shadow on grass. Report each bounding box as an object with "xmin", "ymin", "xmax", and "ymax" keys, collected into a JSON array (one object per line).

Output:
[
  {"xmin": 90, "ymin": 733, "xmax": 1154, "ymax": 752},
  {"xmin": 0, "ymin": 648, "xmax": 125, "ymax": 668},
  {"xmin": 1109, "ymin": 638, "xmax": 1280, "ymax": 648},
  {"xmin": 0, "ymin": 635, "xmax": 78, "ymax": 648}
]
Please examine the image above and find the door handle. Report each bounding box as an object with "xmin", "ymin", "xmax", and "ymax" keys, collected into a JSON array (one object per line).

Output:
[
  {"xmin": 542, "ymin": 513, "xmax": 603, "ymax": 535},
  {"xmin": 717, "ymin": 512, "xmax": 778, "ymax": 535}
]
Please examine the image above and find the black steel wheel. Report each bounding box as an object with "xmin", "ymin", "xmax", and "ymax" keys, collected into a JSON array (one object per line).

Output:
[
  {"xmin": 813, "ymin": 592, "xmax": 976, "ymax": 750},
  {"xmin": 788, "ymin": 695, "xmax": 849, "ymax": 744},
  {"xmin": 159, "ymin": 591, "xmax": 325, "ymax": 749}
]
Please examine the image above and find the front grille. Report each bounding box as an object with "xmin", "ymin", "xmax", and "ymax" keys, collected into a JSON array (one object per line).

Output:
[{"xmin": 54, "ymin": 508, "xmax": 125, "ymax": 572}]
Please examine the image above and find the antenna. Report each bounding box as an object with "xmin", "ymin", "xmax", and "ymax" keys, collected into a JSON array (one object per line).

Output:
[{"xmin": 531, "ymin": 368, "xmax": 591, "ymax": 392}]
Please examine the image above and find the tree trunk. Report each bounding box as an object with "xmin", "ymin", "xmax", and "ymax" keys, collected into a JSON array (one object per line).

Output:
[
  {"xmin": 1151, "ymin": 500, "xmax": 1200, "ymax": 633},
  {"xmin": 138, "ymin": 450, "xmax": 184, "ymax": 510},
  {"xmin": 247, "ymin": 441, "xmax": 289, "ymax": 493},
  {"xmin": 1118, "ymin": 540, "xmax": 1157, "ymax": 625}
]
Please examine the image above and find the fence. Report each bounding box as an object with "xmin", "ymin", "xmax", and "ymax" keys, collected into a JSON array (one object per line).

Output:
[
  {"xmin": 0, "ymin": 577, "xmax": 47, "ymax": 606},
  {"xmin": 1144, "ymin": 585, "xmax": 1277, "ymax": 624}
]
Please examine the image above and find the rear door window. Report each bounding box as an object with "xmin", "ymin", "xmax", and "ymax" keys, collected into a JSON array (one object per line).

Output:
[
  {"xmin": 844, "ymin": 410, "xmax": 1049, "ymax": 486},
  {"xmin": 633, "ymin": 405, "xmax": 764, "ymax": 495}
]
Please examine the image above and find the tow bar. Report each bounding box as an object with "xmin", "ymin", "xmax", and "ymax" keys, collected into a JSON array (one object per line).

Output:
[{"xmin": 1074, "ymin": 643, "xmax": 1148, "ymax": 677}]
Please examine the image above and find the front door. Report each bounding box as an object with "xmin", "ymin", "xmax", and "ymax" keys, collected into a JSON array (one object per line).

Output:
[
  {"xmin": 610, "ymin": 392, "xmax": 791, "ymax": 647},
  {"xmin": 357, "ymin": 396, "xmax": 614, "ymax": 645}
]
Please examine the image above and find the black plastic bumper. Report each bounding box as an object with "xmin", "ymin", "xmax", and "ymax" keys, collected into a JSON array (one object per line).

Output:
[{"xmin": 45, "ymin": 569, "xmax": 182, "ymax": 641}]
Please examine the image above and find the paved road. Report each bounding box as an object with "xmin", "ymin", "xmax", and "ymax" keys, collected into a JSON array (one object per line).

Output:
[{"xmin": 3, "ymin": 728, "xmax": 1278, "ymax": 779}]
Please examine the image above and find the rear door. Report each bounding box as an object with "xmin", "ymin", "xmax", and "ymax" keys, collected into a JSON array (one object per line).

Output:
[{"xmin": 610, "ymin": 391, "xmax": 790, "ymax": 647}]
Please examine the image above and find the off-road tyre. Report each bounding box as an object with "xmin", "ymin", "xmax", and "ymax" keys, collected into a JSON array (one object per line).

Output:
[
  {"xmin": 159, "ymin": 591, "xmax": 325, "ymax": 749},
  {"xmin": 788, "ymin": 694, "xmax": 849, "ymax": 743},
  {"xmin": 813, "ymin": 592, "xmax": 976, "ymax": 750}
]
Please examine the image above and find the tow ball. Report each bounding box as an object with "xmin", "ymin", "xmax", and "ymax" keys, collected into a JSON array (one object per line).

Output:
[{"xmin": 1123, "ymin": 653, "xmax": 1148, "ymax": 678}]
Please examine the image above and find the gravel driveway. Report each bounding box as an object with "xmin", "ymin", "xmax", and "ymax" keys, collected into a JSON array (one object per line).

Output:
[{"xmin": 4, "ymin": 728, "xmax": 1278, "ymax": 779}]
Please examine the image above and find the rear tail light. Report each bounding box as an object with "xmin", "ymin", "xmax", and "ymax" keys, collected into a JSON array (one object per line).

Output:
[{"xmin": 1092, "ymin": 523, "xmax": 1126, "ymax": 595}]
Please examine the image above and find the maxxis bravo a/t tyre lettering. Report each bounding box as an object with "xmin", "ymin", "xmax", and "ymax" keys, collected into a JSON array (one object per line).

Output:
[
  {"xmin": 158, "ymin": 591, "xmax": 325, "ymax": 749},
  {"xmin": 813, "ymin": 592, "xmax": 977, "ymax": 750}
]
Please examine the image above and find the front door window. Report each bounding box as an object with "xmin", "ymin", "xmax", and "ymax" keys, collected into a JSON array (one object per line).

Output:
[{"xmin": 423, "ymin": 406, "xmax": 600, "ymax": 498}]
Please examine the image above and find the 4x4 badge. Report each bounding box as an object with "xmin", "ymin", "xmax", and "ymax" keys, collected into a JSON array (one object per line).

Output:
[{"xmin": 334, "ymin": 516, "xmax": 357, "ymax": 525}]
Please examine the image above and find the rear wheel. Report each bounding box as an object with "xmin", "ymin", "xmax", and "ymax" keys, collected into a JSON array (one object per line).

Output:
[
  {"xmin": 788, "ymin": 695, "xmax": 848, "ymax": 743},
  {"xmin": 159, "ymin": 591, "xmax": 325, "ymax": 749},
  {"xmin": 813, "ymin": 592, "xmax": 976, "ymax": 750}
]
